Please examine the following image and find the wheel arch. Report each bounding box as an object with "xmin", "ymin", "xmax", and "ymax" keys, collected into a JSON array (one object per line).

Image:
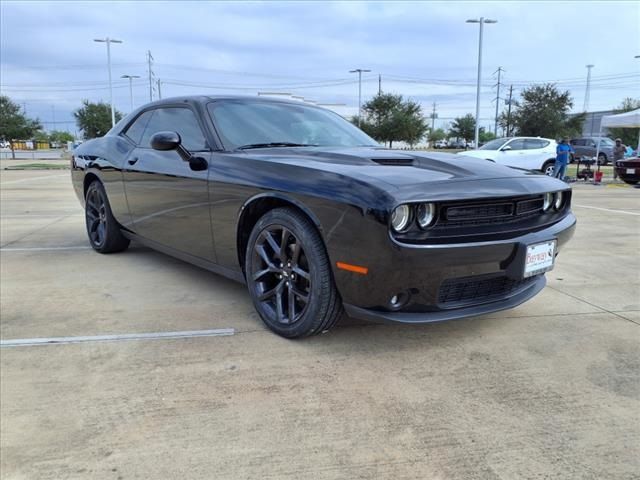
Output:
[
  {"xmin": 83, "ymin": 171, "xmax": 101, "ymax": 199},
  {"xmin": 236, "ymin": 193, "xmax": 324, "ymax": 271}
]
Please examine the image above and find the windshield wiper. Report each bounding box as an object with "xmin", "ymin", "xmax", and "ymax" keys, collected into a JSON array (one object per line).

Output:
[{"xmin": 237, "ymin": 142, "xmax": 318, "ymax": 150}]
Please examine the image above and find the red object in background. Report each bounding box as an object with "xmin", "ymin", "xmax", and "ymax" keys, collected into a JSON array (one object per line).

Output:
[{"xmin": 594, "ymin": 171, "xmax": 603, "ymax": 183}]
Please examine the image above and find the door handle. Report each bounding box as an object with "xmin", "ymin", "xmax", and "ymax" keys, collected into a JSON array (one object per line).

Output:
[{"xmin": 128, "ymin": 157, "xmax": 139, "ymax": 165}]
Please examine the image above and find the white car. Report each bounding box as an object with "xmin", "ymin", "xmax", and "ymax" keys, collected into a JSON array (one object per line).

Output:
[{"xmin": 458, "ymin": 137, "xmax": 558, "ymax": 175}]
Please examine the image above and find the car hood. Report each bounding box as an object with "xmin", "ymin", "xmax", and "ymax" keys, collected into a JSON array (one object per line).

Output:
[{"xmin": 242, "ymin": 146, "xmax": 541, "ymax": 187}]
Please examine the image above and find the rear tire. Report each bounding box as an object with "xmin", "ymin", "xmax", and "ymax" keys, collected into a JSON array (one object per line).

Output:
[
  {"xmin": 85, "ymin": 180, "xmax": 130, "ymax": 253},
  {"xmin": 542, "ymin": 161, "xmax": 555, "ymax": 176},
  {"xmin": 245, "ymin": 207, "xmax": 343, "ymax": 338}
]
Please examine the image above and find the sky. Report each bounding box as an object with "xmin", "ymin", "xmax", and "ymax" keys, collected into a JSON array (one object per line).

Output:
[{"xmin": 1, "ymin": 0, "xmax": 639, "ymax": 135}]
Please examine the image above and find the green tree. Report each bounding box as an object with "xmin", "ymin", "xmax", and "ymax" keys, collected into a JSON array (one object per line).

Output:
[
  {"xmin": 33, "ymin": 131, "xmax": 50, "ymax": 143},
  {"xmin": 0, "ymin": 95, "xmax": 43, "ymax": 158},
  {"xmin": 449, "ymin": 114, "xmax": 475, "ymax": 142},
  {"xmin": 74, "ymin": 100, "xmax": 122, "ymax": 139},
  {"xmin": 607, "ymin": 97, "xmax": 640, "ymax": 147},
  {"xmin": 49, "ymin": 130, "xmax": 75, "ymax": 144},
  {"xmin": 428, "ymin": 128, "xmax": 447, "ymax": 144},
  {"xmin": 479, "ymin": 128, "xmax": 496, "ymax": 144},
  {"xmin": 356, "ymin": 93, "xmax": 427, "ymax": 148},
  {"xmin": 501, "ymin": 84, "xmax": 585, "ymax": 138}
]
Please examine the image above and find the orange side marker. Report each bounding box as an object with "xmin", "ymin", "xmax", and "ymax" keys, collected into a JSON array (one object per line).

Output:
[{"xmin": 336, "ymin": 262, "xmax": 369, "ymax": 275}]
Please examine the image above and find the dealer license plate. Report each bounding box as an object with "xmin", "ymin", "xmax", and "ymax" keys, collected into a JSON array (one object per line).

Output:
[
  {"xmin": 627, "ymin": 168, "xmax": 636, "ymax": 174},
  {"xmin": 524, "ymin": 241, "xmax": 556, "ymax": 278}
]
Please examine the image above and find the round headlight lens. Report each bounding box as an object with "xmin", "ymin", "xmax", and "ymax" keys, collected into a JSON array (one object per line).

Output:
[
  {"xmin": 390, "ymin": 205, "xmax": 411, "ymax": 232},
  {"xmin": 554, "ymin": 191, "xmax": 564, "ymax": 210},
  {"xmin": 417, "ymin": 203, "xmax": 436, "ymax": 228},
  {"xmin": 543, "ymin": 192, "xmax": 553, "ymax": 211}
]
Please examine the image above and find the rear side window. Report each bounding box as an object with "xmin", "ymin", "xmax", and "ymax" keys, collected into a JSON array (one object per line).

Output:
[
  {"xmin": 139, "ymin": 107, "xmax": 208, "ymax": 151},
  {"xmin": 525, "ymin": 139, "xmax": 550, "ymax": 149},
  {"xmin": 123, "ymin": 110, "xmax": 154, "ymax": 145}
]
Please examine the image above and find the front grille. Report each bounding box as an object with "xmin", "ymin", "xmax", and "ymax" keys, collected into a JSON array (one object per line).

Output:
[
  {"xmin": 438, "ymin": 274, "xmax": 538, "ymax": 307},
  {"xmin": 436, "ymin": 196, "xmax": 544, "ymax": 228}
]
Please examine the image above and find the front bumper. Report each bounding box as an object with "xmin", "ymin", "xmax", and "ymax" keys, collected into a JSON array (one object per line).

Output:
[{"xmin": 335, "ymin": 213, "xmax": 576, "ymax": 324}]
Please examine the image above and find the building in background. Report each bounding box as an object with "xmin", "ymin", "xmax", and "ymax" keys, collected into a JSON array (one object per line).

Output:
[{"xmin": 572, "ymin": 110, "xmax": 615, "ymax": 137}]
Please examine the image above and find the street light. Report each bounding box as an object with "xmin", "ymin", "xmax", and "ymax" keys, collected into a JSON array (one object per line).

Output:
[
  {"xmin": 349, "ymin": 68, "xmax": 371, "ymax": 127},
  {"xmin": 466, "ymin": 17, "xmax": 497, "ymax": 149},
  {"xmin": 121, "ymin": 74, "xmax": 140, "ymax": 111},
  {"xmin": 94, "ymin": 37, "xmax": 123, "ymax": 127}
]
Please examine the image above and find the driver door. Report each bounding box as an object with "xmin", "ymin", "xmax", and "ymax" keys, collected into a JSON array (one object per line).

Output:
[{"xmin": 121, "ymin": 106, "xmax": 216, "ymax": 262}]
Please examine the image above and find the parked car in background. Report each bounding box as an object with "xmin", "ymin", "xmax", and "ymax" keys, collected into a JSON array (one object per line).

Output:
[
  {"xmin": 434, "ymin": 139, "xmax": 448, "ymax": 149},
  {"xmin": 458, "ymin": 137, "xmax": 558, "ymax": 175},
  {"xmin": 71, "ymin": 96, "xmax": 575, "ymax": 338},
  {"xmin": 614, "ymin": 157, "xmax": 640, "ymax": 185},
  {"xmin": 447, "ymin": 139, "xmax": 467, "ymax": 149},
  {"xmin": 570, "ymin": 137, "xmax": 614, "ymax": 164}
]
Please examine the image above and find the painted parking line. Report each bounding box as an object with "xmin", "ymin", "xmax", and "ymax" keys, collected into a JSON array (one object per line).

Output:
[
  {"xmin": 573, "ymin": 204, "xmax": 640, "ymax": 216},
  {"xmin": 1, "ymin": 328, "xmax": 236, "ymax": 348},
  {"xmin": 0, "ymin": 246, "xmax": 91, "ymax": 252},
  {"xmin": 0, "ymin": 173, "xmax": 69, "ymax": 186}
]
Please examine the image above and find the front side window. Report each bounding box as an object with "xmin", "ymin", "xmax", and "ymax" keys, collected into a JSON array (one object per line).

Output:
[
  {"xmin": 123, "ymin": 110, "xmax": 154, "ymax": 145},
  {"xmin": 479, "ymin": 138, "xmax": 509, "ymax": 150},
  {"xmin": 207, "ymin": 100, "xmax": 378, "ymax": 150},
  {"xmin": 139, "ymin": 107, "xmax": 208, "ymax": 151}
]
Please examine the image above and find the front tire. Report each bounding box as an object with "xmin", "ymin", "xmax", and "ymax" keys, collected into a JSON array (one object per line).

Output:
[
  {"xmin": 85, "ymin": 180, "xmax": 130, "ymax": 253},
  {"xmin": 245, "ymin": 207, "xmax": 342, "ymax": 338}
]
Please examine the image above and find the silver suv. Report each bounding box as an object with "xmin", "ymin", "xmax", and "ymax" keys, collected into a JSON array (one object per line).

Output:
[{"xmin": 570, "ymin": 137, "xmax": 615, "ymax": 165}]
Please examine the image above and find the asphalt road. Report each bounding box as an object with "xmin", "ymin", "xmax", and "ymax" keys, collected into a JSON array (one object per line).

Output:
[{"xmin": 1, "ymin": 170, "xmax": 639, "ymax": 479}]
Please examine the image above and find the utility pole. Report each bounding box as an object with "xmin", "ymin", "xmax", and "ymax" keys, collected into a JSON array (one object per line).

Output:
[
  {"xmin": 493, "ymin": 66, "xmax": 503, "ymax": 136},
  {"xmin": 157, "ymin": 79, "xmax": 162, "ymax": 99},
  {"xmin": 506, "ymin": 85, "xmax": 513, "ymax": 137},
  {"xmin": 349, "ymin": 68, "xmax": 371, "ymax": 127},
  {"xmin": 378, "ymin": 74, "xmax": 382, "ymax": 95},
  {"xmin": 147, "ymin": 50, "xmax": 154, "ymax": 102},
  {"xmin": 121, "ymin": 74, "xmax": 140, "ymax": 111},
  {"xmin": 94, "ymin": 37, "xmax": 123, "ymax": 127},
  {"xmin": 430, "ymin": 102, "xmax": 437, "ymax": 132},
  {"xmin": 583, "ymin": 64, "xmax": 594, "ymax": 111},
  {"xmin": 466, "ymin": 17, "xmax": 497, "ymax": 149}
]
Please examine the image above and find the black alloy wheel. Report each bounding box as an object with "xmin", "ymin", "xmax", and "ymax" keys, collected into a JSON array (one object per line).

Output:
[
  {"xmin": 246, "ymin": 207, "xmax": 342, "ymax": 338},
  {"xmin": 85, "ymin": 181, "xmax": 130, "ymax": 253}
]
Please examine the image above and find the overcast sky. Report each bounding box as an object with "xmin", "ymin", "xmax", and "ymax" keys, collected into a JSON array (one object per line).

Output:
[{"xmin": 1, "ymin": 0, "xmax": 638, "ymax": 134}]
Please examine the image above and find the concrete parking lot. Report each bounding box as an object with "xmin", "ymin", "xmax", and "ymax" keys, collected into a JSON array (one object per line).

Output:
[{"xmin": 1, "ymin": 169, "xmax": 639, "ymax": 479}]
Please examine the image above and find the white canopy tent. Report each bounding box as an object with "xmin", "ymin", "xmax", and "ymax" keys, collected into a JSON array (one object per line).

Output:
[{"xmin": 596, "ymin": 109, "xmax": 640, "ymax": 160}]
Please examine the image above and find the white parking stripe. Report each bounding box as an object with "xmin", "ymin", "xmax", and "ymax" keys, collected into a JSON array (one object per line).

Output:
[
  {"xmin": 0, "ymin": 246, "xmax": 91, "ymax": 251},
  {"xmin": 0, "ymin": 173, "xmax": 68, "ymax": 185},
  {"xmin": 1, "ymin": 328, "xmax": 235, "ymax": 347},
  {"xmin": 573, "ymin": 204, "xmax": 640, "ymax": 216}
]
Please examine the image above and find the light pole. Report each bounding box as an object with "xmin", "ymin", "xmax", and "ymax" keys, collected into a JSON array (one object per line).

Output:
[
  {"xmin": 94, "ymin": 37, "xmax": 123, "ymax": 127},
  {"xmin": 584, "ymin": 64, "xmax": 594, "ymax": 111},
  {"xmin": 349, "ymin": 68, "xmax": 371, "ymax": 127},
  {"xmin": 466, "ymin": 17, "xmax": 497, "ymax": 149},
  {"xmin": 121, "ymin": 75, "xmax": 140, "ymax": 111}
]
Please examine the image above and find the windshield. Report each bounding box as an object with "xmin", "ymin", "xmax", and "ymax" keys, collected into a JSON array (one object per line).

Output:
[
  {"xmin": 599, "ymin": 138, "xmax": 614, "ymax": 147},
  {"xmin": 207, "ymin": 100, "xmax": 378, "ymax": 150},
  {"xmin": 479, "ymin": 138, "xmax": 510, "ymax": 150}
]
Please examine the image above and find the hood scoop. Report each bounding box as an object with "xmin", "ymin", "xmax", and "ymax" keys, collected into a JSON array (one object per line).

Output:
[{"xmin": 370, "ymin": 157, "xmax": 415, "ymax": 166}]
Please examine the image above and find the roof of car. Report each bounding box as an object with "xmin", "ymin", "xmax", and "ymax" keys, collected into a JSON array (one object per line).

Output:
[{"xmin": 142, "ymin": 95, "xmax": 311, "ymax": 107}]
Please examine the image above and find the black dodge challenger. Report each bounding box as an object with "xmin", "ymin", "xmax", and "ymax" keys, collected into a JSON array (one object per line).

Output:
[{"xmin": 71, "ymin": 96, "xmax": 576, "ymax": 338}]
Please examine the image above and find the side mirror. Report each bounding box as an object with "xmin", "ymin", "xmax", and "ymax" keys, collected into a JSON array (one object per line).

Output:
[
  {"xmin": 150, "ymin": 131, "xmax": 181, "ymax": 151},
  {"xmin": 501, "ymin": 145, "xmax": 512, "ymax": 151}
]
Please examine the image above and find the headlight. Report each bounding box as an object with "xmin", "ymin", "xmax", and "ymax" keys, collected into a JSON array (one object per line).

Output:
[
  {"xmin": 554, "ymin": 191, "xmax": 564, "ymax": 210},
  {"xmin": 543, "ymin": 192, "xmax": 553, "ymax": 211},
  {"xmin": 390, "ymin": 204, "xmax": 411, "ymax": 232},
  {"xmin": 416, "ymin": 203, "xmax": 436, "ymax": 228}
]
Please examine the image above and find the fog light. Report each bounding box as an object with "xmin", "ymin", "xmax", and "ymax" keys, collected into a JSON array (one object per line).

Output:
[{"xmin": 389, "ymin": 291, "xmax": 410, "ymax": 310}]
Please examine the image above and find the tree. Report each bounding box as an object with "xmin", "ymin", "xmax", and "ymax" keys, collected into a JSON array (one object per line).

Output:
[
  {"xmin": 428, "ymin": 128, "xmax": 446, "ymax": 144},
  {"xmin": 74, "ymin": 100, "xmax": 122, "ymax": 139},
  {"xmin": 449, "ymin": 114, "xmax": 475, "ymax": 142},
  {"xmin": 49, "ymin": 130, "xmax": 75, "ymax": 144},
  {"xmin": 479, "ymin": 128, "xmax": 496, "ymax": 144},
  {"xmin": 607, "ymin": 98, "xmax": 640, "ymax": 147},
  {"xmin": 500, "ymin": 84, "xmax": 585, "ymax": 139},
  {"xmin": 0, "ymin": 95, "xmax": 43, "ymax": 158},
  {"xmin": 33, "ymin": 131, "xmax": 50, "ymax": 143},
  {"xmin": 356, "ymin": 93, "xmax": 428, "ymax": 148}
]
